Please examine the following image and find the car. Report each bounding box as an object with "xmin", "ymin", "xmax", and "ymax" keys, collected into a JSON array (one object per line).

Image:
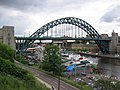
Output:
[
  {"xmin": 73, "ymin": 78, "xmax": 81, "ymax": 82},
  {"xmin": 28, "ymin": 62, "xmax": 34, "ymax": 65}
]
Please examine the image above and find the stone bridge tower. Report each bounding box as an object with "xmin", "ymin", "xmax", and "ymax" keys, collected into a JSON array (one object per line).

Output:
[
  {"xmin": 109, "ymin": 30, "xmax": 118, "ymax": 55},
  {"xmin": 0, "ymin": 26, "xmax": 16, "ymax": 49}
]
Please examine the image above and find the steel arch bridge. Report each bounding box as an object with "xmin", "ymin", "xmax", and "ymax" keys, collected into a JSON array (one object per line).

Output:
[{"xmin": 18, "ymin": 17, "xmax": 110, "ymax": 54}]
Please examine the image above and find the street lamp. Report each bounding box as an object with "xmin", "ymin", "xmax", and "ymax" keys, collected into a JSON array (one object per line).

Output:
[
  {"xmin": 86, "ymin": 42, "xmax": 90, "ymax": 52},
  {"xmin": 74, "ymin": 54, "xmax": 77, "ymax": 82},
  {"xmin": 57, "ymin": 64, "xmax": 61, "ymax": 90},
  {"xmin": 58, "ymin": 75, "xmax": 60, "ymax": 90}
]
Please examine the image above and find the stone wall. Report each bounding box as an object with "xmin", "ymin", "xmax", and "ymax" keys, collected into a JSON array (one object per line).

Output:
[
  {"xmin": 0, "ymin": 26, "xmax": 16, "ymax": 49},
  {"xmin": 0, "ymin": 28, "xmax": 3, "ymax": 42},
  {"xmin": 109, "ymin": 30, "xmax": 118, "ymax": 54},
  {"xmin": 71, "ymin": 43, "xmax": 99, "ymax": 53},
  {"xmin": 117, "ymin": 44, "xmax": 120, "ymax": 54}
]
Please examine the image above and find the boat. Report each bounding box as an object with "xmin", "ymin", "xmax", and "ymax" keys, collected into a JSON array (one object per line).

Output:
[
  {"xmin": 66, "ymin": 54, "xmax": 81, "ymax": 60},
  {"xmin": 63, "ymin": 54, "xmax": 93, "ymax": 66},
  {"xmin": 60, "ymin": 50, "xmax": 94, "ymax": 66}
]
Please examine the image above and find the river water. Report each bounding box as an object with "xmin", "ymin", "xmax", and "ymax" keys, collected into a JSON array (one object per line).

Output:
[{"xmin": 87, "ymin": 56, "xmax": 120, "ymax": 80}]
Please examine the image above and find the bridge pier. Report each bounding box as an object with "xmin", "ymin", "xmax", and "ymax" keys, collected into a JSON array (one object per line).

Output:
[{"xmin": 62, "ymin": 40, "xmax": 67, "ymax": 49}]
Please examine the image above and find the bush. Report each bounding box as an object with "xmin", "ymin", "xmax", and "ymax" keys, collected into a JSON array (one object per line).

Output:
[
  {"xmin": 0, "ymin": 42, "xmax": 50, "ymax": 90},
  {"xmin": 0, "ymin": 57, "xmax": 34, "ymax": 81},
  {"xmin": 0, "ymin": 73, "xmax": 50, "ymax": 90},
  {"xmin": 95, "ymin": 78, "xmax": 120, "ymax": 90},
  {"xmin": 0, "ymin": 42, "xmax": 15, "ymax": 62},
  {"xmin": 15, "ymin": 54, "xmax": 28, "ymax": 64}
]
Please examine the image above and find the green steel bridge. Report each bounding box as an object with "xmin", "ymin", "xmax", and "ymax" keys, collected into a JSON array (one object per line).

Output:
[{"xmin": 16, "ymin": 17, "xmax": 111, "ymax": 54}]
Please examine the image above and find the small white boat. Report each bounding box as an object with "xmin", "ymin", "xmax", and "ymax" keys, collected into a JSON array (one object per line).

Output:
[{"xmin": 66, "ymin": 54, "xmax": 81, "ymax": 60}]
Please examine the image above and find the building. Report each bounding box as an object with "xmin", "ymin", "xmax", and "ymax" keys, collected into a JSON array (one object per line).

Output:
[
  {"xmin": 25, "ymin": 45, "xmax": 44, "ymax": 63},
  {"xmin": 0, "ymin": 26, "xmax": 16, "ymax": 49},
  {"xmin": 101, "ymin": 34, "xmax": 109, "ymax": 39}
]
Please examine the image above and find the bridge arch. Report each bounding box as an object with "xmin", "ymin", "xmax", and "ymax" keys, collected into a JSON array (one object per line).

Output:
[{"xmin": 24, "ymin": 17, "xmax": 109, "ymax": 54}]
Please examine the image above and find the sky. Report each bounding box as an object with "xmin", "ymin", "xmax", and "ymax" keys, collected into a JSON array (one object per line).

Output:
[{"xmin": 0, "ymin": 0, "xmax": 120, "ymax": 37}]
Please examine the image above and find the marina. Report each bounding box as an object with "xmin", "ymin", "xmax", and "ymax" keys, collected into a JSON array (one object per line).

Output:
[{"xmin": 61, "ymin": 50, "xmax": 120, "ymax": 89}]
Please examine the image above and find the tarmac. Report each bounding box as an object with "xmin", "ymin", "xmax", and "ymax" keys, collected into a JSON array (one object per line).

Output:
[{"xmin": 35, "ymin": 77, "xmax": 57, "ymax": 90}]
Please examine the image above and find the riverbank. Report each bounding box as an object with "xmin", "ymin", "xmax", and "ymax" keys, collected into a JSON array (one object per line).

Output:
[{"xmin": 79, "ymin": 52, "xmax": 120, "ymax": 59}]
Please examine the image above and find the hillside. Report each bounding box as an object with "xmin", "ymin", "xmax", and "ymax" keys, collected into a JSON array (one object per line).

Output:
[
  {"xmin": 0, "ymin": 73, "xmax": 49, "ymax": 90},
  {"xmin": 0, "ymin": 42, "xmax": 50, "ymax": 90}
]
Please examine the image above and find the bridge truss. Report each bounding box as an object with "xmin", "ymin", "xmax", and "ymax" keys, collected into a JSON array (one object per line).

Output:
[{"xmin": 16, "ymin": 17, "xmax": 110, "ymax": 54}]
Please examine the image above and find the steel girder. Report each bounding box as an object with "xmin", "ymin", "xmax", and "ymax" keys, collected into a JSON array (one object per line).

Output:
[{"xmin": 23, "ymin": 17, "xmax": 109, "ymax": 54}]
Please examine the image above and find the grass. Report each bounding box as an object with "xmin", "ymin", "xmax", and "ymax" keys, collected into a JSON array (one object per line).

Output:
[{"xmin": 0, "ymin": 73, "xmax": 50, "ymax": 90}]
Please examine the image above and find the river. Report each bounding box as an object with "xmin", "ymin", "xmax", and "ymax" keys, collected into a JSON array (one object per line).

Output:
[{"xmin": 87, "ymin": 56, "xmax": 120, "ymax": 80}]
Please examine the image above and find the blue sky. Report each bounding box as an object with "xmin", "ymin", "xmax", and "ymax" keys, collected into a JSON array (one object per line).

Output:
[{"xmin": 0, "ymin": 0, "xmax": 120, "ymax": 36}]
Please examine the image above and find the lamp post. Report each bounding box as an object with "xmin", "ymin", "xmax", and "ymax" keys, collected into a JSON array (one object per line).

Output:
[
  {"xmin": 86, "ymin": 42, "xmax": 89, "ymax": 52},
  {"xmin": 58, "ymin": 64, "xmax": 61, "ymax": 90},
  {"xmin": 74, "ymin": 55, "xmax": 77, "ymax": 81},
  {"xmin": 58, "ymin": 75, "xmax": 60, "ymax": 90}
]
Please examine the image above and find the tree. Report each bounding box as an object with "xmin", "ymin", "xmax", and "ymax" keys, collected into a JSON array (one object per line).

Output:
[
  {"xmin": 94, "ymin": 78, "xmax": 120, "ymax": 90},
  {"xmin": 42, "ymin": 44, "xmax": 63, "ymax": 76}
]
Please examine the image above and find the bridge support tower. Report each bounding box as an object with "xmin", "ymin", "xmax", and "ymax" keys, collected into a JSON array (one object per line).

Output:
[{"xmin": 109, "ymin": 30, "xmax": 118, "ymax": 55}]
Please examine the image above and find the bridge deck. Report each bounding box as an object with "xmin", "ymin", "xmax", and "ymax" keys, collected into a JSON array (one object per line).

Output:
[{"xmin": 16, "ymin": 37, "xmax": 111, "ymax": 41}]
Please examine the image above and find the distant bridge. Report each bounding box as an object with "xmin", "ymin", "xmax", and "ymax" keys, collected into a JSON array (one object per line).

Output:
[{"xmin": 16, "ymin": 17, "xmax": 111, "ymax": 54}]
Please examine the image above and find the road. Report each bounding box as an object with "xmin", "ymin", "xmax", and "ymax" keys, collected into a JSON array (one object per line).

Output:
[{"xmin": 16, "ymin": 62, "xmax": 79, "ymax": 90}]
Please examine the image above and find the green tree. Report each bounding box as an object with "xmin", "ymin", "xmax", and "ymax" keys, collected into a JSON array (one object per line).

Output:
[
  {"xmin": 0, "ymin": 42, "xmax": 15, "ymax": 62},
  {"xmin": 42, "ymin": 44, "xmax": 63, "ymax": 76},
  {"xmin": 95, "ymin": 78, "xmax": 120, "ymax": 90}
]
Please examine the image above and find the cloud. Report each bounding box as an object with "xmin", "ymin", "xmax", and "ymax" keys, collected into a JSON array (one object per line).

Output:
[
  {"xmin": 0, "ymin": 0, "xmax": 45, "ymax": 12},
  {"xmin": 43, "ymin": 0, "xmax": 96, "ymax": 13},
  {"xmin": 0, "ymin": 0, "xmax": 95, "ymax": 13},
  {"xmin": 0, "ymin": 6, "xmax": 31, "ymax": 36},
  {"xmin": 100, "ymin": 4, "xmax": 120, "ymax": 23},
  {"xmin": 0, "ymin": 0, "xmax": 96, "ymax": 36},
  {"xmin": 0, "ymin": 0, "xmax": 120, "ymax": 36}
]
